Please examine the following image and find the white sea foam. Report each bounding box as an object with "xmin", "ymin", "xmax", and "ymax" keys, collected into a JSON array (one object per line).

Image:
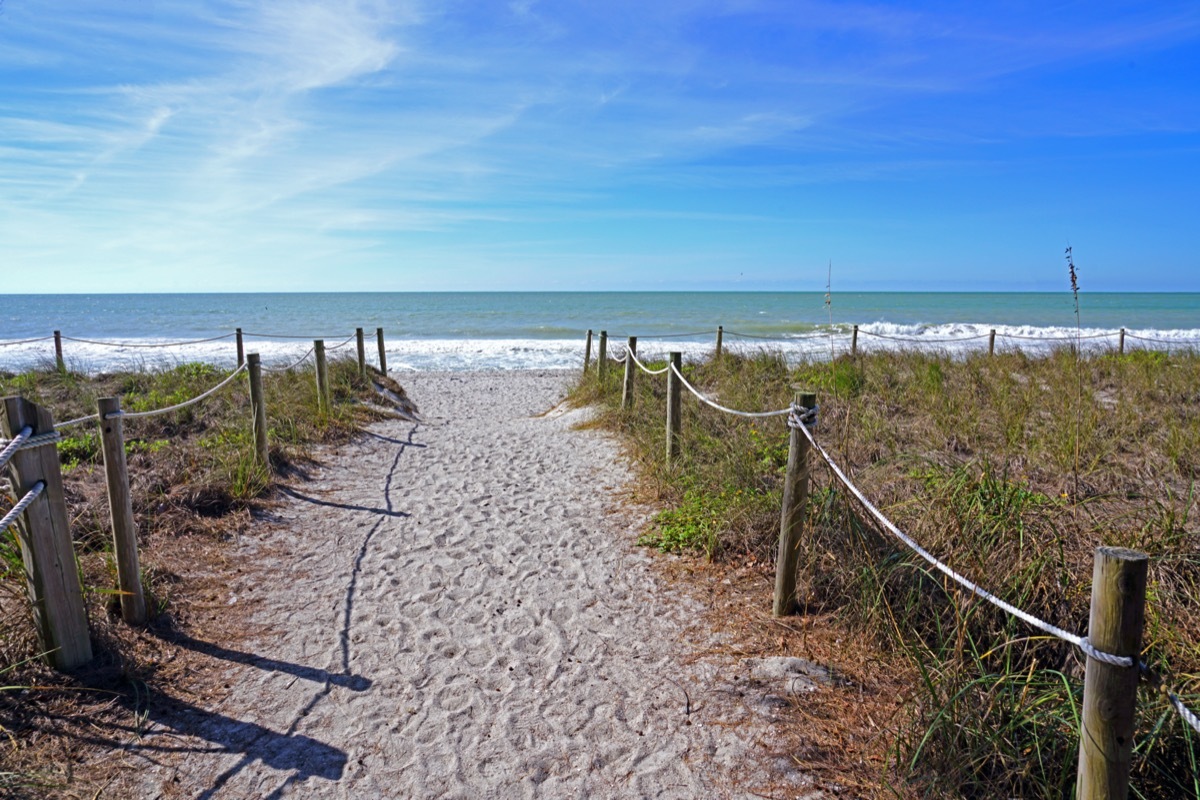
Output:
[{"xmin": 2, "ymin": 326, "xmax": 1199, "ymax": 375}]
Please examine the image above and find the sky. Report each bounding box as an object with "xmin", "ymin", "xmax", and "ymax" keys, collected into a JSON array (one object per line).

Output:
[{"xmin": 2, "ymin": 1, "xmax": 1199, "ymax": 293}]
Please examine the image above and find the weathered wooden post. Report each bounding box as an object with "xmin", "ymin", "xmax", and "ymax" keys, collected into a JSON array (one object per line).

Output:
[
  {"xmin": 851, "ymin": 325, "xmax": 859, "ymax": 357},
  {"xmin": 666, "ymin": 352, "xmax": 682, "ymax": 465},
  {"xmin": 1, "ymin": 397, "xmax": 92, "ymax": 670},
  {"xmin": 246, "ymin": 353, "xmax": 269, "ymax": 468},
  {"xmin": 1118, "ymin": 328, "xmax": 1126, "ymax": 356},
  {"xmin": 598, "ymin": 331, "xmax": 608, "ymax": 383},
  {"xmin": 376, "ymin": 328, "xmax": 387, "ymax": 375},
  {"xmin": 235, "ymin": 328, "xmax": 245, "ymax": 367},
  {"xmin": 989, "ymin": 329, "xmax": 997, "ymax": 357},
  {"xmin": 774, "ymin": 390, "xmax": 817, "ymax": 616},
  {"xmin": 715, "ymin": 325, "xmax": 724, "ymax": 358},
  {"xmin": 314, "ymin": 340, "xmax": 330, "ymax": 413},
  {"xmin": 356, "ymin": 328, "xmax": 366, "ymax": 377},
  {"xmin": 96, "ymin": 397, "xmax": 147, "ymax": 625},
  {"xmin": 53, "ymin": 330, "xmax": 64, "ymax": 372},
  {"xmin": 1076, "ymin": 546, "xmax": 1148, "ymax": 800},
  {"xmin": 583, "ymin": 330, "xmax": 593, "ymax": 374},
  {"xmin": 621, "ymin": 336, "xmax": 637, "ymax": 410}
]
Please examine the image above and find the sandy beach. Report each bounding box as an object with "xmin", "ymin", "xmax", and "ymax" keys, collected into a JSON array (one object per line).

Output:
[{"xmin": 81, "ymin": 369, "xmax": 803, "ymax": 799}]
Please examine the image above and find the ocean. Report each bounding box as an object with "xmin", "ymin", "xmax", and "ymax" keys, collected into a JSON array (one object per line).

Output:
[{"xmin": 1, "ymin": 292, "xmax": 1198, "ymax": 372}]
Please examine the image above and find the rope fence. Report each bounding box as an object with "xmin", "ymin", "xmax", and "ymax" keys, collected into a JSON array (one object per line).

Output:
[
  {"xmin": 589, "ymin": 339, "xmax": 1200, "ymax": 777},
  {"xmin": 1, "ymin": 323, "xmax": 393, "ymax": 665}
]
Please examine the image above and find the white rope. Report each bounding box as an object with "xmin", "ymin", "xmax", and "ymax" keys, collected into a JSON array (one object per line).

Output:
[
  {"xmin": 624, "ymin": 347, "xmax": 670, "ymax": 375},
  {"xmin": 1167, "ymin": 690, "xmax": 1200, "ymax": 734},
  {"xmin": 793, "ymin": 421, "xmax": 1134, "ymax": 668},
  {"xmin": 0, "ymin": 336, "xmax": 55, "ymax": 347},
  {"xmin": 858, "ymin": 330, "xmax": 991, "ymax": 343},
  {"xmin": 105, "ymin": 364, "xmax": 248, "ymax": 420},
  {"xmin": 262, "ymin": 346, "xmax": 316, "ymax": 372},
  {"xmin": 0, "ymin": 430, "xmax": 63, "ymax": 467},
  {"xmin": 0, "ymin": 481, "xmax": 45, "ymax": 533},
  {"xmin": 1125, "ymin": 332, "xmax": 1200, "ymax": 344},
  {"xmin": 0, "ymin": 427, "xmax": 32, "ymax": 473},
  {"xmin": 724, "ymin": 329, "xmax": 832, "ymax": 341},
  {"xmin": 60, "ymin": 332, "xmax": 237, "ymax": 348},
  {"xmin": 325, "ymin": 334, "xmax": 357, "ymax": 351},
  {"xmin": 668, "ymin": 362, "xmax": 792, "ymax": 419},
  {"xmin": 57, "ymin": 414, "xmax": 100, "ymax": 430},
  {"xmin": 1000, "ymin": 331, "xmax": 1113, "ymax": 341}
]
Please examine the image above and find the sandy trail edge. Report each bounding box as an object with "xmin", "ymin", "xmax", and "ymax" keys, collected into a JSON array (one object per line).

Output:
[{"xmin": 84, "ymin": 370, "xmax": 816, "ymax": 799}]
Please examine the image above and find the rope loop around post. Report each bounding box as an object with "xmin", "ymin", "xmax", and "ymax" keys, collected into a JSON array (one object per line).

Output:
[{"xmin": 786, "ymin": 403, "xmax": 818, "ymax": 431}]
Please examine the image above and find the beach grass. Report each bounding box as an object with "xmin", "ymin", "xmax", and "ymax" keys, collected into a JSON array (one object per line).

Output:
[
  {"xmin": 0, "ymin": 356, "xmax": 402, "ymax": 788},
  {"xmin": 573, "ymin": 344, "xmax": 1200, "ymax": 798}
]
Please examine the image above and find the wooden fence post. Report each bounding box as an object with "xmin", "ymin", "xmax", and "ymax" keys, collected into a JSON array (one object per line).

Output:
[
  {"xmin": 356, "ymin": 328, "xmax": 366, "ymax": 377},
  {"xmin": 715, "ymin": 325, "xmax": 724, "ymax": 358},
  {"xmin": 314, "ymin": 340, "xmax": 330, "ymax": 413},
  {"xmin": 1076, "ymin": 546, "xmax": 1148, "ymax": 800},
  {"xmin": 851, "ymin": 325, "xmax": 859, "ymax": 357},
  {"xmin": 598, "ymin": 331, "xmax": 608, "ymax": 384},
  {"xmin": 583, "ymin": 330, "xmax": 593, "ymax": 374},
  {"xmin": 54, "ymin": 330, "xmax": 64, "ymax": 372},
  {"xmin": 1, "ymin": 397, "xmax": 92, "ymax": 670},
  {"xmin": 376, "ymin": 328, "xmax": 387, "ymax": 375},
  {"xmin": 774, "ymin": 390, "xmax": 816, "ymax": 616},
  {"xmin": 1119, "ymin": 328, "xmax": 1126, "ymax": 356},
  {"xmin": 621, "ymin": 337, "xmax": 637, "ymax": 410},
  {"xmin": 666, "ymin": 352, "xmax": 682, "ymax": 465},
  {"xmin": 247, "ymin": 353, "xmax": 269, "ymax": 468},
  {"xmin": 235, "ymin": 328, "xmax": 245, "ymax": 367},
  {"xmin": 97, "ymin": 397, "xmax": 147, "ymax": 625},
  {"xmin": 989, "ymin": 329, "xmax": 997, "ymax": 357}
]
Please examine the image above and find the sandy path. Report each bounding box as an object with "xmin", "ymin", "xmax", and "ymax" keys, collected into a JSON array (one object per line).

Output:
[{"xmin": 102, "ymin": 370, "xmax": 774, "ymax": 799}]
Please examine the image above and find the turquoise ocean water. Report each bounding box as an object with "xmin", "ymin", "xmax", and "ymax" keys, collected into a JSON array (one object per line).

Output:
[{"xmin": 2, "ymin": 292, "xmax": 1198, "ymax": 371}]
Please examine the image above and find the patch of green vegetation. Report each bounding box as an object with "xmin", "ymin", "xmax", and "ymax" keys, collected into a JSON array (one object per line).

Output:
[{"xmin": 571, "ymin": 345, "xmax": 1200, "ymax": 798}]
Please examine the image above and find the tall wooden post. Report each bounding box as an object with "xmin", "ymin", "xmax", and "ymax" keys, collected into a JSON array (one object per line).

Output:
[
  {"xmin": 314, "ymin": 340, "xmax": 330, "ymax": 413},
  {"xmin": 666, "ymin": 352, "xmax": 682, "ymax": 465},
  {"xmin": 1077, "ymin": 546, "xmax": 1148, "ymax": 800},
  {"xmin": 0, "ymin": 397, "xmax": 92, "ymax": 670},
  {"xmin": 774, "ymin": 390, "xmax": 816, "ymax": 616},
  {"xmin": 97, "ymin": 397, "xmax": 146, "ymax": 625},
  {"xmin": 53, "ymin": 330, "xmax": 64, "ymax": 372},
  {"xmin": 247, "ymin": 353, "xmax": 269, "ymax": 468},
  {"xmin": 621, "ymin": 337, "xmax": 637, "ymax": 410},
  {"xmin": 1118, "ymin": 328, "xmax": 1126, "ymax": 356},
  {"xmin": 356, "ymin": 328, "xmax": 366, "ymax": 377},
  {"xmin": 989, "ymin": 329, "xmax": 997, "ymax": 357},
  {"xmin": 583, "ymin": 330, "xmax": 593, "ymax": 374},
  {"xmin": 376, "ymin": 328, "xmax": 387, "ymax": 375},
  {"xmin": 715, "ymin": 326, "xmax": 724, "ymax": 358},
  {"xmin": 598, "ymin": 331, "xmax": 608, "ymax": 384},
  {"xmin": 851, "ymin": 325, "xmax": 859, "ymax": 357},
  {"xmin": 235, "ymin": 328, "xmax": 245, "ymax": 367}
]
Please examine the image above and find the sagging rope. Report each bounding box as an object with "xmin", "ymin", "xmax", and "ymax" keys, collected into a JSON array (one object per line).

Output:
[
  {"xmin": 103, "ymin": 364, "xmax": 248, "ymax": 420},
  {"xmin": 858, "ymin": 330, "xmax": 992, "ymax": 343},
  {"xmin": 1125, "ymin": 332, "xmax": 1200, "ymax": 344},
  {"xmin": 262, "ymin": 346, "xmax": 316, "ymax": 372},
  {"xmin": 1000, "ymin": 331, "xmax": 1113, "ymax": 341},
  {"xmin": 668, "ymin": 361, "xmax": 792, "ymax": 419},
  {"xmin": 0, "ymin": 336, "xmax": 55, "ymax": 348},
  {"xmin": 60, "ymin": 333, "xmax": 237, "ymax": 348},
  {"xmin": 0, "ymin": 481, "xmax": 46, "ymax": 534},
  {"xmin": 623, "ymin": 347, "xmax": 670, "ymax": 376},
  {"xmin": 242, "ymin": 331, "xmax": 345, "ymax": 340},
  {"xmin": 724, "ymin": 329, "xmax": 833, "ymax": 341},
  {"xmin": 789, "ymin": 414, "xmax": 1132, "ymax": 668},
  {"xmin": 325, "ymin": 334, "xmax": 358, "ymax": 351}
]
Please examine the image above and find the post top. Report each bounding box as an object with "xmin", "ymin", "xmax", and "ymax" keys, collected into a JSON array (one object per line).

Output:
[{"xmin": 1096, "ymin": 546, "xmax": 1149, "ymax": 563}]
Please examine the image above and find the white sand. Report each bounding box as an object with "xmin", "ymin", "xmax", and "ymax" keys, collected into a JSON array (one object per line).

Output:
[{"xmin": 98, "ymin": 370, "xmax": 793, "ymax": 799}]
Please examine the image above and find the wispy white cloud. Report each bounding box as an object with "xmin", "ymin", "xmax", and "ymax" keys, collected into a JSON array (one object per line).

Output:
[{"xmin": 0, "ymin": 0, "xmax": 1197, "ymax": 291}]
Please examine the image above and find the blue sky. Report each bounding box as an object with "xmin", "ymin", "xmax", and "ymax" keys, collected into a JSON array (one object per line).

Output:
[{"xmin": 2, "ymin": 1, "xmax": 1198, "ymax": 292}]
